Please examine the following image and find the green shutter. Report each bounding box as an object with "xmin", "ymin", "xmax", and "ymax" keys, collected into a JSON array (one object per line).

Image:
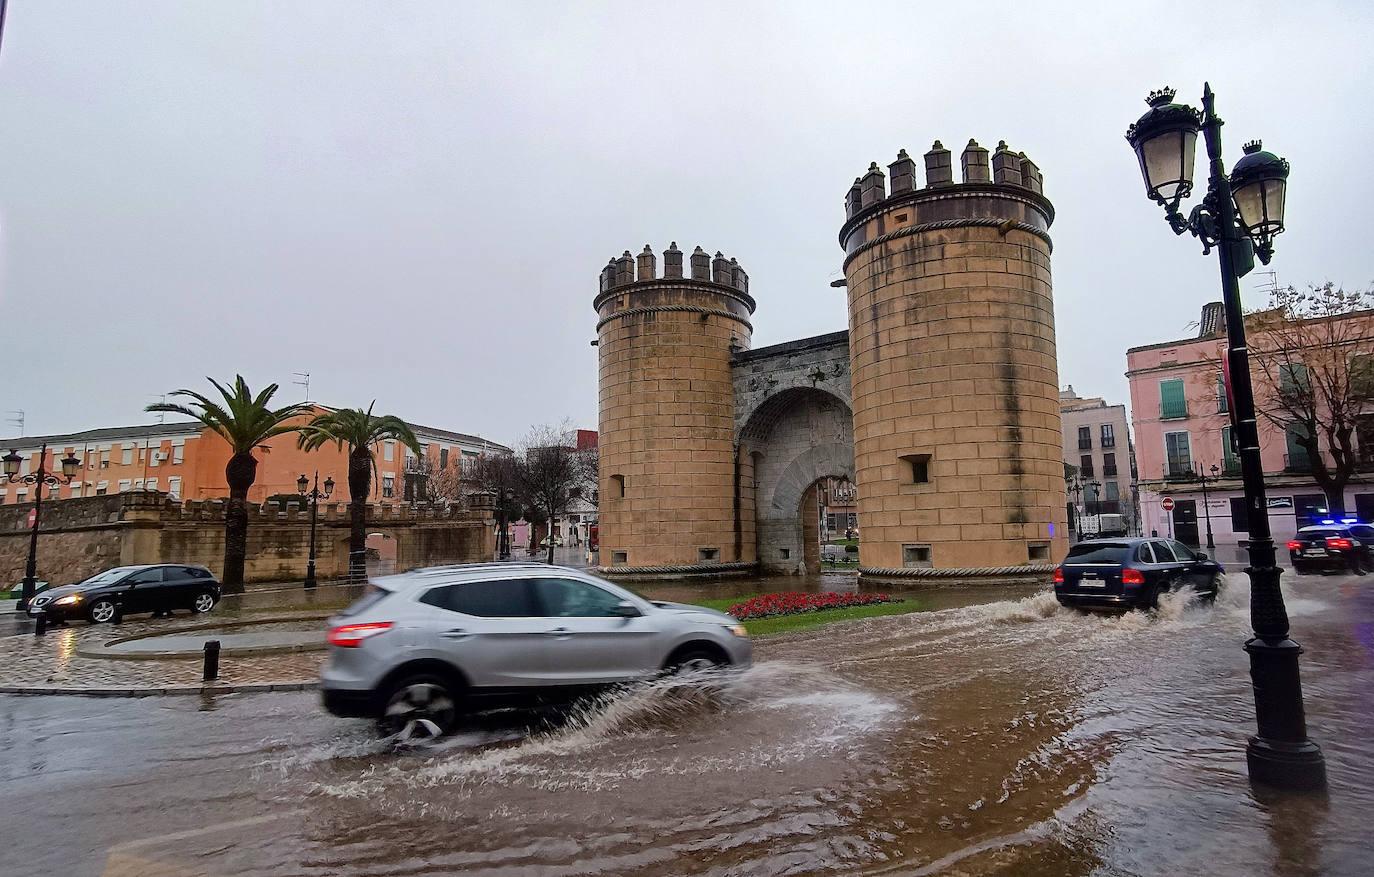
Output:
[
  {"xmin": 1216, "ymin": 372, "xmax": 1228, "ymax": 413},
  {"xmin": 1160, "ymin": 379, "xmax": 1187, "ymax": 419},
  {"xmin": 1221, "ymin": 426, "xmax": 1240, "ymax": 474}
]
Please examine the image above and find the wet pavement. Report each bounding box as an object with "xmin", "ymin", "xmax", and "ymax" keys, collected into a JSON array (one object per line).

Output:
[{"xmin": 2, "ymin": 572, "xmax": 1372, "ymax": 876}]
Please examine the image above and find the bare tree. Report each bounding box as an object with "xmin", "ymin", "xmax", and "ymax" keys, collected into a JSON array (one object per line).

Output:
[
  {"xmin": 1246, "ymin": 282, "xmax": 1374, "ymax": 515},
  {"xmin": 402, "ymin": 454, "xmax": 466, "ymax": 506},
  {"xmin": 469, "ymin": 451, "xmax": 523, "ymax": 557},
  {"xmin": 519, "ymin": 422, "xmax": 595, "ymax": 564}
]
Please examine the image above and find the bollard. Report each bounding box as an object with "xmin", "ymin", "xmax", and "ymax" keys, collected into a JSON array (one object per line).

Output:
[
  {"xmin": 34, "ymin": 610, "xmax": 46, "ymax": 636},
  {"xmin": 203, "ymin": 639, "xmax": 221, "ymax": 682}
]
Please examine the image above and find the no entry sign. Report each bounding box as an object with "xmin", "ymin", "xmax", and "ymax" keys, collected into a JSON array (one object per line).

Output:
[
  {"xmin": 1161, "ymin": 496, "xmax": 1175, "ymax": 512},
  {"xmin": 27, "ymin": 509, "xmax": 37, "ymax": 529}
]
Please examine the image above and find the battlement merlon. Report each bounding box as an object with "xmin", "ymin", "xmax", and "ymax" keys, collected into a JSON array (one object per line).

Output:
[
  {"xmin": 594, "ymin": 243, "xmax": 755, "ymax": 313},
  {"xmin": 838, "ymin": 138, "xmax": 1055, "ymax": 253}
]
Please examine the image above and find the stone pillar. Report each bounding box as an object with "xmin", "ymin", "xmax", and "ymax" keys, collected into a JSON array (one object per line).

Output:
[
  {"xmin": 838, "ymin": 141, "xmax": 1066, "ymax": 576},
  {"xmin": 594, "ymin": 243, "xmax": 756, "ymax": 571}
]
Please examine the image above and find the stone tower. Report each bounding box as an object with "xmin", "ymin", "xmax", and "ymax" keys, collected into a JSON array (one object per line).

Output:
[
  {"xmin": 838, "ymin": 140, "xmax": 1068, "ymax": 575},
  {"xmin": 594, "ymin": 243, "xmax": 755, "ymax": 571}
]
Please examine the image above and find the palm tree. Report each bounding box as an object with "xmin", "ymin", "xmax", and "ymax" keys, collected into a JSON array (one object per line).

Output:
[
  {"xmin": 148, "ymin": 377, "xmax": 311, "ymax": 593},
  {"xmin": 297, "ymin": 403, "xmax": 421, "ymax": 582}
]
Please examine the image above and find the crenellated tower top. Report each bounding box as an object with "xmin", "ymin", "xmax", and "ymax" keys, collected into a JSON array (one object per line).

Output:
[{"xmin": 595, "ymin": 242, "xmax": 754, "ymax": 314}]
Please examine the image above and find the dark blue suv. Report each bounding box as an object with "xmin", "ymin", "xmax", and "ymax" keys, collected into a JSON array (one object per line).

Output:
[{"xmin": 1054, "ymin": 537, "xmax": 1224, "ymax": 612}]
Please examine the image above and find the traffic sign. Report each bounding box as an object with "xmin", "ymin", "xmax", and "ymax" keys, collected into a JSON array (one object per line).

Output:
[
  {"xmin": 1161, "ymin": 496, "xmax": 1175, "ymax": 512},
  {"xmin": 27, "ymin": 509, "xmax": 37, "ymax": 529}
]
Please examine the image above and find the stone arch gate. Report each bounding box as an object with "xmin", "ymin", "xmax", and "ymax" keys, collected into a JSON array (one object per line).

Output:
[{"xmin": 733, "ymin": 332, "xmax": 855, "ymax": 574}]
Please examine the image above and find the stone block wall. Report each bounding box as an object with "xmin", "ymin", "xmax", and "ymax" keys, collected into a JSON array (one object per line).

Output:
[
  {"xmin": 0, "ymin": 492, "xmax": 495, "ymax": 585},
  {"xmin": 595, "ymin": 243, "xmax": 755, "ymax": 568},
  {"xmin": 839, "ymin": 139, "xmax": 1068, "ymax": 571}
]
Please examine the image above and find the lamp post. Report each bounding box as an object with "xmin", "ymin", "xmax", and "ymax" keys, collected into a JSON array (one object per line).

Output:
[
  {"xmin": 3, "ymin": 443, "xmax": 80, "ymax": 610},
  {"xmin": 1197, "ymin": 463, "xmax": 1219, "ymax": 550},
  {"xmin": 497, "ymin": 487, "xmax": 516, "ymax": 560},
  {"xmin": 1127, "ymin": 84, "xmax": 1324, "ymax": 790},
  {"xmin": 297, "ymin": 471, "xmax": 335, "ymax": 590},
  {"xmin": 1088, "ymin": 479, "xmax": 1102, "ymax": 517},
  {"xmin": 1068, "ymin": 475, "xmax": 1085, "ymax": 542}
]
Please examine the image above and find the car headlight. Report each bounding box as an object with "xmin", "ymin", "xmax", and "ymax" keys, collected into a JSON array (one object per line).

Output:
[
  {"xmin": 53, "ymin": 594, "xmax": 83, "ymax": 606},
  {"xmin": 725, "ymin": 623, "xmax": 748, "ymax": 638}
]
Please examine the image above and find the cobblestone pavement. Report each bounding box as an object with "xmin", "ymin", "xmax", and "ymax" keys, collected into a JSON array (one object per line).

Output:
[{"xmin": 0, "ymin": 612, "xmax": 327, "ymax": 691}]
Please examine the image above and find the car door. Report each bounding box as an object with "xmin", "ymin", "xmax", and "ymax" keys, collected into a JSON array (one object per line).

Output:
[
  {"xmin": 531, "ymin": 577, "xmax": 662, "ymax": 683},
  {"xmin": 412, "ymin": 578, "xmax": 550, "ymax": 688},
  {"xmin": 1350, "ymin": 525, "xmax": 1374, "ymax": 565},
  {"xmin": 155, "ymin": 567, "xmax": 193, "ymax": 609},
  {"xmin": 121, "ymin": 568, "xmax": 165, "ymax": 613},
  {"xmin": 1166, "ymin": 540, "xmax": 1213, "ymax": 590},
  {"xmin": 1149, "ymin": 539, "xmax": 1188, "ymax": 593}
]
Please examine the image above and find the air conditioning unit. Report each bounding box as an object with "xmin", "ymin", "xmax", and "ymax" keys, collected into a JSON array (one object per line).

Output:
[{"xmin": 154, "ymin": 452, "xmax": 169, "ymax": 462}]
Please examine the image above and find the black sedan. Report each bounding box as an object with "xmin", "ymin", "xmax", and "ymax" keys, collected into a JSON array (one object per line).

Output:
[
  {"xmin": 1053, "ymin": 537, "xmax": 1224, "ymax": 612},
  {"xmin": 1287, "ymin": 523, "xmax": 1374, "ymax": 575},
  {"xmin": 26, "ymin": 564, "xmax": 221, "ymax": 624}
]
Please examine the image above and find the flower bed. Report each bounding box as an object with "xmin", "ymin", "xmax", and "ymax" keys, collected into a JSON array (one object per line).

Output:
[{"xmin": 727, "ymin": 591, "xmax": 901, "ymax": 620}]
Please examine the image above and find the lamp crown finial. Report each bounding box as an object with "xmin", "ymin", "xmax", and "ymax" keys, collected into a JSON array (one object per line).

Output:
[
  {"xmin": 1146, "ymin": 87, "xmax": 1177, "ymax": 106},
  {"xmin": 1243, "ymin": 140, "xmax": 1263, "ymax": 155}
]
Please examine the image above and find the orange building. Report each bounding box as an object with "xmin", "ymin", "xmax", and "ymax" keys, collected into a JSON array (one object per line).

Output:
[{"xmin": 0, "ymin": 406, "xmax": 510, "ymax": 506}]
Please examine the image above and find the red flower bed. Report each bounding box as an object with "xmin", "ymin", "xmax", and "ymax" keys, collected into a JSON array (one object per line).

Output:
[{"xmin": 727, "ymin": 591, "xmax": 901, "ymax": 620}]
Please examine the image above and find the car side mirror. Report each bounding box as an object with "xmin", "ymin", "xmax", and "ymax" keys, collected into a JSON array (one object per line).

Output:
[
  {"xmin": 612, "ymin": 600, "xmax": 641, "ymax": 618},
  {"xmin": 1195, "ymin": 552, "xmax": 1208, "ymax": 561}
]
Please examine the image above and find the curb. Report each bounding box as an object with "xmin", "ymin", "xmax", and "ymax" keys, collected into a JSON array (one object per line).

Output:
[
  {"xmin": 0, "ymin": 680, "xmax": 319, "ymax": 697},
  {"xmin": 76, "ymin": 612, "xmax": 333, "ymax": 661}
]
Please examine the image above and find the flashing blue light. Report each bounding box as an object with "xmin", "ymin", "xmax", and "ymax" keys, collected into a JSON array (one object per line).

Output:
[
  {"xmin": 1320, "ymin": 519, "xmax": 1336, "ymax": 525},
  {"xmin": 1341, "ymin": 517, "xmax": 1360, "ymax": 524}
]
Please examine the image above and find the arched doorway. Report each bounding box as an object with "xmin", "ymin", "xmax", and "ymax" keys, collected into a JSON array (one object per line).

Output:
[{"xmin": 739, "ymin": 387, "xmax": 855, "ymax": 574}]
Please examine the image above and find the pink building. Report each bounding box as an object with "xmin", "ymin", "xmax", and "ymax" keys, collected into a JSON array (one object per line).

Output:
[{"xmin": 1127, "ymin": 302, "xmax": 1374, "ymax": 549}]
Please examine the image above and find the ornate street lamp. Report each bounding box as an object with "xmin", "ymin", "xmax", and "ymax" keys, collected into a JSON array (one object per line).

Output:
[
  {"xmin": 4, "ymin": 444, "xmax": 80, "ymax": 609},
  {"xmin": 1089, "ymin": 479, "xmax": 1102, "ymax": 517},
  {"xmin": 1197, "ymin": 463, "xmax": 1220, "ymax": 551},
  {"xmin": 1127, "ymin": 84, "xmax": 1321, "ymax": 791},
  {"xmin": 298, "ymin": 471, "xmax": 335, "ymax": 590},
  {"xmin": 498, "ymin": 487, "xmax": 517, "ymax": 560}
]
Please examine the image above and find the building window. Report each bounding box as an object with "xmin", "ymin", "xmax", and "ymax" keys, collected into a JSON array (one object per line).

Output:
[
  {"xmin": 69, "ymin": 483, "xmax": 82, "ymax": 498},
  {"xmin": 1102, "ymin": 453, "xmax": 1117, "ymax": 478},
  {"xmin": 149, "ymin": 446, "xmax": 160, "ymax": 467},
  {"xmin": 1217, "ymin": 371, "xmax": 1229, "ymax": 413},
  {"xmin": 698, "ymin": 547, "xmax": 720, "ymax": 563},
  {"xmin": 145, "ymin": 478, "xmax": 158, "ymax": 491},
  {"xmin": 1279, "ymin": 363, "xmax": 1310, "ymax": 397},
  {"xmin": 1230, "ymin": 496, "xmax": 1249, "ymax": 532},
  {"xmin": 96, "ymin": 481, "xmax": 109, "ymax": 495},
  {"xmin": 1159, "ymin": 378, "xmax": 1187, "ymax": 419},
  {"xmin": 121, "ymin": 444, "xmax": 134, "ymax": 465},
  {"xmin": 15, "ymin": 489, "xmax": 27, "ymax": 502},
  {"xmin": 1079, "ymin": 454, "xmax": 1094, "ymax": 477},
  {"xmin": 900, "ymin": 453, "xmax": 931, "ymax": 484},
  {"xmin": 383, "ymin": 440, "xmax": 395, "ymax": 462},
  {"xmin": 1222, "ymin": 426, "xmax": 1241, "ymax": 474},
  {"xmin": 172, "ymin": 441, "xmax": 185, "ymax": 464},
  {"xmin": 779, "ymin": 548, "xmax": 791, "ymax": 560},
  {"xmin": 902, "ymin": 544, "xmax": 933, "ymax": 568},
  {"xmin": 382, "ymin": 474, "xmax": 395, "ymax": 498},
  {"xmin": 100, "ymin": 450, "xmax": 110, "ymax": 469},
  {"xmin": 167, "ymin": 477, "xmax": 182, "ymax": 499},
  {"xmin": 1352, "ymin": 355, "xmax": 1374, "ymax": 396},
  {"xmin": 1104, "ymin": 481, "xmax": 1120, "ymax": 503},
  {"xmin": 1100, "ymin": 423, "xmax": 1115, "ymax": 449},
  {"xmin": 1077, "ymin": 426, "xmax": 1092, "ymax": 451},
  {"xmin": 1165, "ymin": 431, "xmax": 1192, "ymax": 478},
  {"xmin": 117, "ymin": 479, "xmax": 132, "ymax": 492},
  {"xmin": 611, "ymin": 550, "xmax": 628, "ymax": 565},
  {"xmin": 1285, "ymin": 423, "xmax": 1312, "ymax": 471},
  {"xmin": 439, "ymin": 447, "xmax": 449, "ymax": 469},
  {"xmin": 610, "ymin": 474, "xmax": 625, "ymax": 498}
]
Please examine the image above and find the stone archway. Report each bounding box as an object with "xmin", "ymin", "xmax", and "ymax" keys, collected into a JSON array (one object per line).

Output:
[{"xmin": 739, "ymin": 387, "xmax": 855, "ymax": 574}]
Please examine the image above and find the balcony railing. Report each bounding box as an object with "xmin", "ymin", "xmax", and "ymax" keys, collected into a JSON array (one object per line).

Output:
[
  {"xmin": 1077, "ymin": 439, "xmax": 1092, "ymax": 451},
  {"xmin": 1222, "ymin": 459, "xmax": 1242, "ymax": 476},
  {"xmin": 1079, "ymin": 463, "xmax": 1095, "ymax": 477},
  {"xmin": 1103, "ymin": 466, "xmax": 1118, "ymax": 478},
  {"xmin": 1164, "ymin": 463, "xmax": 1196, "ymax": 481},
  {"xmin": 1101, "ymin": 436, "xmax": 1116, "ymax": 449},
  {"xmin": 1284, "ymin": 453, "xmax": 1313, "ymax": 473}
]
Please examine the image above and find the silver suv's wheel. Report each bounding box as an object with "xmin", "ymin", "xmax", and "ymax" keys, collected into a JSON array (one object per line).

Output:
[
  {"xmin": 88, "ymin": 599, "xmax": 117, "ymax": 624},
  {"xmin": 192, "ymin": 591, "xmax": 216, "ymax": 614},
  {"xmin": 378, "ymin": 676, "xmax": 459, "ymax": 741},
  {"xmin": 665, "ymin": 648, "xmax": 726, "ymax": 675}
]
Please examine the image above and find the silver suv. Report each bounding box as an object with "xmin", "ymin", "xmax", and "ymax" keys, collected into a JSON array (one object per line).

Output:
[{"xmin": 320, "ymin": 563, "xmax": 752, "ymax": 738}]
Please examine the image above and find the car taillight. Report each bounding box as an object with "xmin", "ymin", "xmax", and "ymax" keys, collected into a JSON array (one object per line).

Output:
[
  {"xmin": 1326, "ymin": 537, "xmax": 1353, "ymax": 550},
  {"xmin": 1286, "ymin": 540, "xmax": 1302, "ymax": 551},
  {"xmin": 1053, "ymin": 568, "xmax": 1064, "ymax": 584},
  {"xmin": 1122, "ymin": 569, "xmax": 1146, "ymax": 585},
  {"xmin": 327, "ymin": 621, "xmax": 394, "ymax": 648}
]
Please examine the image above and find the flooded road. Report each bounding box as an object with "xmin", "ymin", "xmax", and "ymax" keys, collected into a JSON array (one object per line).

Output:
[{"xmin": 2, "ymin": 572, "xmax": 1372, "ymax": 876}]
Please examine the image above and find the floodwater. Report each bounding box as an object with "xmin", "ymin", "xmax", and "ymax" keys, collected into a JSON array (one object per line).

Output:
[{"xmin": 2, "ymin": 572, "xmax": 1373, "ymax": 876}]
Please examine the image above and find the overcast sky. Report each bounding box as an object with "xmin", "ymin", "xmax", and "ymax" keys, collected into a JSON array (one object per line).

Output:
[{"xmin": 1, "ymin": 1, "xmax": 1371, "ymax": 447}]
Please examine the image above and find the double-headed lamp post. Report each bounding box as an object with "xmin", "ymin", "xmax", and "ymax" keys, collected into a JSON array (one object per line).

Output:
[
  {"xmin": 1198, "ymin": 463, "xmax": 1220, "ymax": 550},
  {"xmin": 297, "ymin": 471, "xmax": 335, "ymax": 590},
  {"xmin": 498, "ymin": 487, "xmax": 517, "ymax": 560},
  {"xmin": 1127, "ymin": 84, "xmax": 1324, "ymax": 790},
  {"xmin": 3, "ymin": 444, "xmax": 80, "ymax": 610}
]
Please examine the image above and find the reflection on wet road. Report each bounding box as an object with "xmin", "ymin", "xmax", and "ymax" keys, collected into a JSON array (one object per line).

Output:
[{"xmin": 2, "ymin": 573, "xmax": 1372, "ymax": 876}]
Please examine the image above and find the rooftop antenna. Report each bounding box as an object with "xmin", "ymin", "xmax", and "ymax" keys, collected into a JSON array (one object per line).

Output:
[
  {"xmin": 293, "ymin": 371, "xmax": 312, "ymax": 403},
  {"xmin": 1254, "ymin": 269, "xmax": 1280, "ymax": 298},
  {"xmin": 6, "ymin": 409, "xmax": 23, "ymax": 436}
]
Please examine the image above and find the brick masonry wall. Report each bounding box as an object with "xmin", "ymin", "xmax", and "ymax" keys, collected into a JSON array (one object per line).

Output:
[{"xmin": 596, "ymin": 274, "xmax": 752, "ymax": 567}]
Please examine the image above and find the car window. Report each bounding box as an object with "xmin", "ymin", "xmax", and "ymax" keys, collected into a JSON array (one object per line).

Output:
[
  {"xmin": 1064, "ymin": 543, "xmax": 1132, "ymax": 563},
  {"xmin": 184, "ymin": 567, "xmax": 212, "ymax": 579},
  {"xmin": 126, "ymin": 568, "xmax": 164, "ymax": 585},
  {"xmin": 1299, "ymin": 528, "xmax": 1342, "ymax": 540},
  {"xmin": 78, "ymin": 567, "xmax": 135, "ymax": 587},
  {"xmin": 1350, "ymin": 526, "xmax": 1374, "ymax": 541},
  {"xmin": 1137, "ymin": 543, "xmax": 1156, "ymax": 564},
  {"xmin": 1150, "ymin": 540, "xmax": 1180, "ymax": 562},
  {"xmin": 1168, "ymin": 540, "xmax": 1197, "ymax": 561},
  {"xmin": 420, "ymin": 579, "xmax": 536, "ymax": 617},
  {"xmin": 533, "ymin": 578, "xmax": 625, "ymax": 617}
]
